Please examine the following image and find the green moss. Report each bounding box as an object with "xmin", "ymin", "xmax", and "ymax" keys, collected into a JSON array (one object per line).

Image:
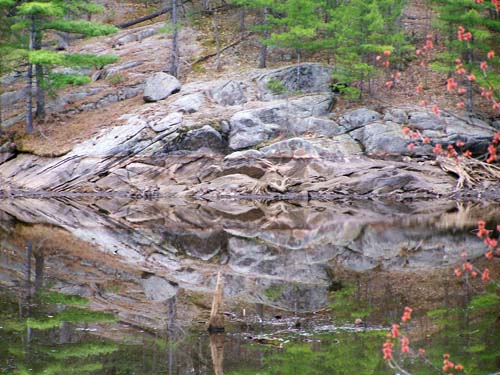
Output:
[
  {"xmin": 38, "ymin": 291, "xmax": 89, "ymax": 306},
  {"xmin": 191, "ymin": 62, "xmax": 206, "ymax": 74},
  {"xmin": 265, "ymin": 78, "xmax": 287, "ymax": 95},
  {"xmin": 329, "ymin": 283, "xmax": 373, "ymax": 321},
  {"xmin": 107, "ymin": 74, "xmax": 123, "ymax": 86}
]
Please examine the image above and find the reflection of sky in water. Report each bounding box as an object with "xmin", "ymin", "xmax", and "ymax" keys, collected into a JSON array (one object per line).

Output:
[{"xmin": 0, "ymin": 198, "xmax": 499, "ymax": 374}]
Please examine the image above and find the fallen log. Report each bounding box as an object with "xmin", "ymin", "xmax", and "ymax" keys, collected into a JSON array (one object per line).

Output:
[
  {"xmin": 116, "ymin": 0, "xmax": 204, "ymax": 29},
  {"xmin": 115, "ymin": 6, "xmax": 172, "ymax": 29}
]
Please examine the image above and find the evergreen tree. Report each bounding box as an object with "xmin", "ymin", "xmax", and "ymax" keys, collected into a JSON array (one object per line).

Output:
[
  {"xmin": 267, "ymin": 0, "xmax": 325, "ymax": 62},
  {"xmin": 326, "ymin": 0, "xmax": 409, "ymax": 99},
  {"xmin": 12, "ymin": 0, "xmax": 118, "ymax": 133},
  {"xmin": 431, "ymin": 0, "xmax": 500, "ymax": 110}
]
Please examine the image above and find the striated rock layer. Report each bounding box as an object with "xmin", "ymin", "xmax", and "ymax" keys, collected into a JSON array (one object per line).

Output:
[{"xmin": 2, "ymin": 62, "xmax": 497, "ymax": 197}]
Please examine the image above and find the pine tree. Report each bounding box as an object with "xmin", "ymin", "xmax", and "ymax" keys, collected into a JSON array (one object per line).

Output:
[
  {"xmin": 12, "ymin": 0, "xmax": 118, "ymax": 134},
  {"xmin": 431, "ymin": 0, "xmax": 500, "ymax": 110},
  {"xmin": 326, "ymin": 0, "xmax": 409, "ymax": 99},
  {"xmin": 267, "ymin": 0, "xmax": 326, "ymax": 62}
]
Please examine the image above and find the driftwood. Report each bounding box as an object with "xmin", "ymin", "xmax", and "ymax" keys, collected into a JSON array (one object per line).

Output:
[
  {"xmin": 190, "ymin": 32, "xmax": 252, "ymax": 66},
  {"xmin": 207, "ymin": 271, "xmax": 224, "ymax": 333},
  {"xmin": 437, "ymin": 155, "xmax": 500, "ymax": 189}
]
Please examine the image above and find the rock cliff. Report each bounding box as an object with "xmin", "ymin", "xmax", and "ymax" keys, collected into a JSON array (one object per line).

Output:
[{"xmin": 2, "ymin": 60, "xmax": 498, "ymax": 197}]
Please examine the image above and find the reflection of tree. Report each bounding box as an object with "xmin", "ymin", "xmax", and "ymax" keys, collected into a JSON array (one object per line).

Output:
[
  {"xmin": 167, "ymin": 296, "xmax": 177, "ymax": 375},
  {"xmin": 0, "ymin": 288, "xmax": 118, "ymax": 375},
  {"xmin": 210, "ymin": 333, "xmax": 224, "ymax": 375},
  {"xmin": 224, "ymin": 332, "xmax": 386, "ymax": 375}
]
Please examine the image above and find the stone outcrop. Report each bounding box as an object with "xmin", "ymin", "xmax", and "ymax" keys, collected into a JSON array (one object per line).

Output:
[
  {"xmin": 1, "ymin": 62, "xmax": 498, "ymax": 198},
  {"xmin": 210, "ymin": 80, "xmax": 247, "ymax": 106},
  {"xmin": 255, "ymin": 63, "xmax": 334, "ymax": 100},
  {"xmin": 228, "ymin": 94, "xmax": 334, "ymax": 150}
]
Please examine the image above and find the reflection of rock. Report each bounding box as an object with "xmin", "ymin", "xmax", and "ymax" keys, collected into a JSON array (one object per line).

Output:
[{"xmin": 1, "ymin": 198, "xmax": 500, "ymax": 329}]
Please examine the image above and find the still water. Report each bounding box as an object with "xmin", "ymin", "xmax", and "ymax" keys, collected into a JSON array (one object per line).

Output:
[{"xmin": 0, "ymin": 197, "xmax": 499, "ymax": 374}]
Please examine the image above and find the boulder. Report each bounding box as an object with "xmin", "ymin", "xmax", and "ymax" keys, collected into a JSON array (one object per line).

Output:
[
  {"xmin": 351, "ymin": 121, "xmax": 428, "ymax": 156},
  {"xmin": 1, "ymin": 89, "xmax": 25, "ymax": 107},
  {"xmin": 0, "ymin": 142, "xmax": 16, "ymax": 166},
  {"xmin": 256, "ymin": 63, "xmax": 334, "ymax": 100},
  {"xmin": 171, "ymin": 92, "xmax": 205, "ymax": 113},
  {"xmin": 143, "ymin": 72, "xmax": 181, "ymax": 102},
  {"xmin": 228, "ymin": 111, "xmax": 278, "ymax": 150},
  {"xmin": 210, "ymin": 80, "xmax": 247, "ymax": 106},
  {"xmin": 290, "ymin": 117, "xmax": 343, "ymax": 137},
  {"xmin": 177, "ymin": 125, "xmax": 225, "ymax": 151},
  {"xmin": 228, "ymin": 94, "xmax": 334, "ymax": 150},
  {"xmin": 383, "ymin": 108, "xmax": 408, "ymax": 124},
  {"xmin": 408, "ymin": 111, "xmax": 496, "ymax": 153}
]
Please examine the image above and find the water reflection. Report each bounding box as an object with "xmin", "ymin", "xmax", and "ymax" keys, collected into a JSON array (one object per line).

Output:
[{"xmin": 0, "ymin": 198, "xmax": 499, "ymax": 374}]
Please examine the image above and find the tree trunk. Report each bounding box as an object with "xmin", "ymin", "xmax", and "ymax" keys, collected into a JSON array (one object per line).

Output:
[
  {"xmin": 35, "ymin": 64, "xmax": 45, "ymax": 119},
  {"xmin": 465, "ymin": 46, "xmax": 473, "ymax": 113},
  {"xmin": 26, "ymin": 16, "xmax": 35, "ymax": 134},
  {"xmin": 239, "ymin": 7, "xmax": 245, "ymax": 36},
  {"xmin": 259, "ymin": 7, "xmax": 269, "ymax": 69},
  {"xmin": 169, "ymin": 0, "xmax": 179, "ymax": 77},
  {"xmin": 34, "ymin": 30, "xmax": 45, "ymax": 120},
  {"xmin": 213, "ymin": 9, "xmax": 221, "ymax": 71}
]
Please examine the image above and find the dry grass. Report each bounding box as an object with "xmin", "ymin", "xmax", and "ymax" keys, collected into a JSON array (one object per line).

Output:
[{"xmin": 10, "ymin": 96, "xmax": 143, "ymax": 156}]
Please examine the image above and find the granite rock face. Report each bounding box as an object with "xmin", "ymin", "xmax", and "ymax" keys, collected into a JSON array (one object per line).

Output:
[
  {"xmin": 210, "ymin": 80, "xmax": 247, "ymax": 106},
  {"xmin": 255, "ymin": 63, "xmax": 334, "ymax": 100},
  {"xmin": 1, "ymin": 63, "xmax": 498, "ymax": 197}
]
